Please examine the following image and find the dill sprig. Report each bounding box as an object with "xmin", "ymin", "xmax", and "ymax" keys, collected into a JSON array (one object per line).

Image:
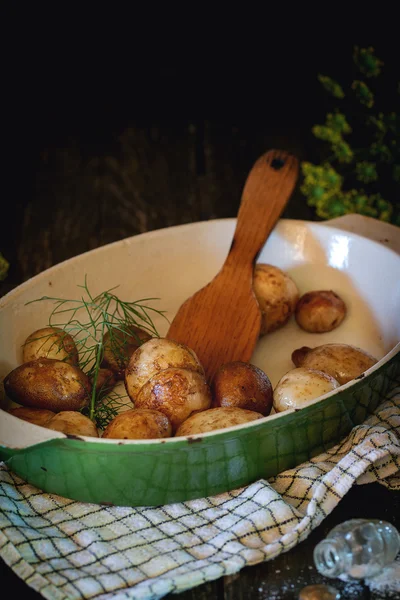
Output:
[{"xmin": 26, "ymin": 276, "xmax": 168, "ymax": 426}]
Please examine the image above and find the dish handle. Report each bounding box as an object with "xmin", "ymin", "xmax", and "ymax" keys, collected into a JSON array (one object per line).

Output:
[{"xmin": 324, "ymin": 214, "xmax": 400, "ymax": 255}]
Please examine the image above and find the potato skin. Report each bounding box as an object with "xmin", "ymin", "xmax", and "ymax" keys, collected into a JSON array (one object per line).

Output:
[
  {"xmin": 8, "ymin": 406, "xmax": 56, "ymax": 427},
  {"xmin": 291, "ymin": 346, "xmax": 312, "ymax": 368},
  {"xmin": 293, "ymin": 343, "xmax": 377, "ymax": 385},
  {"xmin": 135, "ymin": 367, "xmax": 212, "ymax": 432},
  {"xmin": 101, "ymin": 325, "xmax": 152, "ymax": 380},
  {"xmin": 3, "ymin": 358, "xmax": 91, "ymax": 412},
  {"xmin": 273, "ymin": 367, "xmax": 340, "ymax": 412},
  {"xmin": 125, "ymin": 337, "xmax": 204, "ymax": 401},
  {"xmin": 175, "ymin": 407, "xmax": 263, "ymax": 436},
  {"xmin": 102, "ymin": 408, "xmax": 172, "ymax": 439},
  {"xmin": 22, "ymin": 327, "xmax": 79, "ymax": 366},
  {"xmin": 295, "ymin": 290, "xmax": 347, "ymax": 333},
  {"xmin": 212, "ymin": 361, "xmax": 273, "ymax": 415},
  {"xmin": 46, "ymin": 411, "xmax": 99, "ymax": 437},
  {"xmin": 253, "ymin": 264, "xmax": 299, "ymax": 334}
]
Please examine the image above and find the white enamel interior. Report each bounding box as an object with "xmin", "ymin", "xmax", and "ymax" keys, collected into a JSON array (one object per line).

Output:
[{"xmin": 1, "ymin": 218, "xmax": 399, "ymax": 448}]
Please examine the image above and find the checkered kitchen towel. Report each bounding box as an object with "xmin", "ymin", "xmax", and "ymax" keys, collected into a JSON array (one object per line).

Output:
[{"xmin": 1, "ymin": 379, "xmax": 400, "ymax": 600}]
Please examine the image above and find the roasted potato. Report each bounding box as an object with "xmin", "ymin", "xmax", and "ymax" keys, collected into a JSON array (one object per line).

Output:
[
  {"xmin": 273, "ymin": 367, "xmax": 340, "ymax": 412},
  {"xmin": 135, "ymin": 367, "xmax": 212, "ymax": 432},
  {"xmin": 22, "ymin": 326, "xmax": 79, "ymax": 366},
  {"xmin": 8, "ymin": 406, "xmax": 56, "ymax": 427},
  {"xmin": 102, "ymin": 408, "xmax": 172, "ymax": 439},
  {"xmin": 295, "ymin": 290, "xmax": 347, "ymax": 333},
  {"xmin": 175, "ymin": 407, "xmax": 263, "ymax": 436},
  {"xmin": 212, "ymin": 361, "xmax": 273, "ymax": 415},
  {"xmin": 101, "ymin": 325, "xmax": 152, "ymax": 379},
  {"xmin": 3, "ymin": 358, "xmax": 91, "ymax": 412},
  {"xmin": 253, "ymin": 264, "xmax": 299, "ymax": 334},
  {"xmin": 125, "ymin": 337, "xmax": 204, "ymax": 401},
  {"xmin": 46, "ymin": 411, "xmax": 99, "ymax": 437},
  {"xmin": 291, "ymin": 343, "xmax": 378, "ymax": 385}
]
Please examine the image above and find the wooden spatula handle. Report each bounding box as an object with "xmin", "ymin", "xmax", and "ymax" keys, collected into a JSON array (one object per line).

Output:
[{"xmin": 225, "ymin": 149, "xmax": 299, "ymax": 270}]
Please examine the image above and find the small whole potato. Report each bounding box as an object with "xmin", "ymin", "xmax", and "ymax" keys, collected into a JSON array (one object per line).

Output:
[
  {"xmin": 273, "ymin": 367, "xmax": 340, "ymax": 413},
  {"xmin": 135, "ymin": 367, "xmax": 212, "ymax": 432},
  {"xmin": 46, "ymin": 411, "xmax": 99, "ymax": 437},
  {"xmin": 101, "ymin": 325, "xmax": 152, "ymax": 380},
  {"xmin": 253, "ymin": 264, "xmax": 299, "ymax": 334},
  {"xmin": 295, "ymin": 290, "xmax": 347, "ymax": 333},
  {"xmin": 125, "ymin": 337, "xmax": 204, "ymax": 401},
  {"xmin": 22, "ymin": 326, "xmax": 79, "ymax": 366},
  {"xmin": 212, "ymin": 361, "xmax": 273, "ymax": 416},
  {"xmin": 291, "ymin": 343, "xmax": 378, "ymax": 385},
  {"xmin": 3, "ymin": 358, "xmax": 91, "ymax": 412},
  {"xmin": 175, "ymin": 407, "xmax": 263, "ymax": 436},
  {"xmin": 8, "ymin": 406, "xmax": 56, "ymax": 427},
  {"xmin": 102, "ymin": 408, "xmax": 172, "ymax": 439}
]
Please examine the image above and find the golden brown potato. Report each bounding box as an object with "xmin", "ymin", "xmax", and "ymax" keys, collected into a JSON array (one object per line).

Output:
[
  {"xmin": 102, "ymin": 408, "xmax": 172, "ymax": 439},
  {"xmin": 3, "ymin": 358, "xmax": 91, "ymax": 412},
  {"xmin": 253, "ymin": 264, "xmax": 300, "ymax": 334},
  {"xmin": 295, "ymin": 290, "xmax": 347, "ymax": 333},
  {"xmin": 273, "ymin": 367, "xmax": 340, "ymax": 412},
  {"xmin": 125, "ymin": 337, "xmax": 204, "ymax": 401},
  {"xmin": 175, "ymin": 407, "xmax": 263, "ymax": 436},
  {"xmin": 46, "ymin": 411, "xmax": 99, "ymax": 437},
  {"xmin": 8, "ymin": 406, "xmax": 56, "ymax": 427},
  {"xmin": 22, "ymin": 327, "xmax": 79, "ymax": 366},
  {"xmin": 212, "ymin": 361, "xmax": 273, "ymax": 415},
  {"xmin": 135, "ymin": 367, "xmax": 212, "ymax": 432},
  {"xmin": 291, "ymin": 343, "xmax": 378, "ymax": 385},
  {"xmin": 101, "ymin": 325, "xmax": 152, "ymax": 380}
]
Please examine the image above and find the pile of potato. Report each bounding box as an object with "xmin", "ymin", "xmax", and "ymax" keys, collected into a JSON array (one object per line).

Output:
[{"xmin": 3, "ymin": 263, "xmax": 378, "ymax": 440}]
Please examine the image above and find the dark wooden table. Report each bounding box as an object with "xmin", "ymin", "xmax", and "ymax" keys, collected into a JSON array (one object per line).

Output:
[{"xmin": 2, "ymin": 36, "xmax": 399, "ymax": 598}]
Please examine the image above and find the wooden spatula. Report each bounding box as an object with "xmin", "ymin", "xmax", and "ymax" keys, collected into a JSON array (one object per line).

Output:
[{"xmin": 167, "ymin": 149, "xmax": 299, "ymax": 383}]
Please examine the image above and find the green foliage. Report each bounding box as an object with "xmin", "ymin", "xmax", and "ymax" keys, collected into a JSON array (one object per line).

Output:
[
  {"xmin": 0, "ymin": 253, "xmax": 9, "ymax": 281},
  {"xmin": 301, "ymin": 46, "xmax": 400, "ymax": 225}
]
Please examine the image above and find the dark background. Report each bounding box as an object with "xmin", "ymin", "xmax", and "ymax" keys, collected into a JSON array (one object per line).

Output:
[{"xmin": 3, "ymin": 23, "xmax": 399, "ymax": 292}]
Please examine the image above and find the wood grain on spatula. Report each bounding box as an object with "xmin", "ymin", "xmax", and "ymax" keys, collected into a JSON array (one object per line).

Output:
[{"xmin": 167, "ymin": 149, "xmax": 299, "ymax": 383}]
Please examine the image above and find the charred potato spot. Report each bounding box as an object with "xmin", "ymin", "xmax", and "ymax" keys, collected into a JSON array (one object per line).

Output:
[
  {"xmin": 125, "ymin": 337, "xmax": 204, "ymax": 402},
  {"xmin": 3, "ymin": 358, "xmax": 91, "ymax": 412},
  {"xmin": 273, "ymin": 367, "xmax": 340, "ymax": 412},
  {"xmin": 101, "ymin": 325, "xmax": 152, "ymax": 380},
  {"xmin": 295, "ymin": 290, "xmax": 347, "ymax": 333},
  {"xmin": 8, "ymin": 406, "xmax": 56, "ymax": 427},
  {"xmin": 253, "ymin": 264, "xmax": 299, "ymax": 334},
  {"xmin": 175, "ymin": 407, "xmax": 263, "ymax": 436},
  {"xmin": 46, "ymin": 411, "xmax": 99, "ymax": 437},
  {"xmin": 102, "ymin": 408, "xmax": 172, "ymax": 439},
  {"xmin": 135, "ymin": 367, "xmax": 212, "ymax": 432},
  {"xmin": 212, "ymin": 361, "xmax": 273, "ymax": 416},
  {"xmin": 296, "ymin": 343, "xmax": 378, "ymax": 385},
  {"xmin": 22, "ymin": 327, "xmax": 79, "ymax": 366}
]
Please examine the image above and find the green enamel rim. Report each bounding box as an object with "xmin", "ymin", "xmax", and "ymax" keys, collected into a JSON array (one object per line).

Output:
[{"xmin": 2, "ymin": 350, "xmax": 399, "ymax": 507}]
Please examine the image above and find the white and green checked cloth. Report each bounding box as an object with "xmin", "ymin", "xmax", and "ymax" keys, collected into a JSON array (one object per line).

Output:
[{"xmin": 1, "ymin": 380, "xmax": 400, "ymax": 600}]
